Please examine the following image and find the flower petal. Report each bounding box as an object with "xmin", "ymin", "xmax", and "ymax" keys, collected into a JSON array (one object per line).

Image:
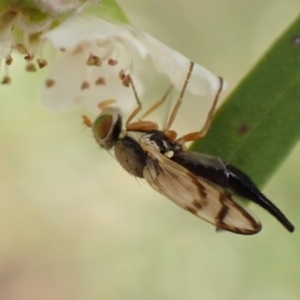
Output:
[
  {"xmin": 41, "ymin": 14, "xmax": 224, "ymax": 115},
  {"xmin": 129, "ymin": 28, "xmax": 225, "ymax": 96},
  {"xmin": 40, "ymin": 45, "xmax": 143, "ymax": 114},
  {"xmin": 43, "ymin": 15, "xmax": 148, "ymax": 58}
]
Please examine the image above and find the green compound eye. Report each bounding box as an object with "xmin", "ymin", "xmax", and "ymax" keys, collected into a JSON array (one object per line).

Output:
[
  {"xmin": 91, "ymin": 107, "xmax": 122, "ymax": 150},
  {"xmin": 93, "ymin": 114, "xmax": 113, "ymax": 140}
]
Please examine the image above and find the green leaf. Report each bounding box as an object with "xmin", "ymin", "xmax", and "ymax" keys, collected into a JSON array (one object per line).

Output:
[
  {"xmin": 189, "ymin": 14, "xmax": 300, "ymax": 188},
  {"xmin": 83, "ymin": 0, "xmax": 130, "ymax": 24}
]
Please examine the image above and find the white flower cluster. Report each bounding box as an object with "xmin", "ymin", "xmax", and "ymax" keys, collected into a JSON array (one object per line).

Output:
[{"xmin": 0, "ymin": 1, "xmax": 225, "ymax": 114}]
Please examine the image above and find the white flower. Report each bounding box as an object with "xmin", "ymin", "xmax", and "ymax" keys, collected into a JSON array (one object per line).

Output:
[
  {"xmin": 40, "ymin": 14, "xmax": 225, "ymax": 114},
  {"xmin": 0, "ymin": 1, "xmax": 83, "ymax": 84},
  {"xmin": 0, "ymin": 1, "xmax": 225, "ymax": 115},
  {"xmin": 40, "ymin": 15, "xmax": 147, "ymax": 113}
]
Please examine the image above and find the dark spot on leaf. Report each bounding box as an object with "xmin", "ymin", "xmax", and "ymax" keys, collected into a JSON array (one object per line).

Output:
[
  {"xmin": 291, "ymin": 35, "xmax": 300, "ymax": 46},
  {"xmin": 237, "ymin": 124, "xmax": 250, "ymax": 135}
]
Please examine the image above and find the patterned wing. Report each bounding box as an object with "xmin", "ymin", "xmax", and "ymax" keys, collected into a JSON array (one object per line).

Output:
[{"xmin": 142, "ymin": 145, "xmax": 261, "ymax": 235}]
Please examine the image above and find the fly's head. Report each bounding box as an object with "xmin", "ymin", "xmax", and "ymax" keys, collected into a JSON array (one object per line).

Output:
[{"xmin": 91, "ymin": 107, "xmax": 122, "ymax": 150}]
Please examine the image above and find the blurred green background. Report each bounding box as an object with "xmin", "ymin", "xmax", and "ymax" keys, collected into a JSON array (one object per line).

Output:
[{"xmin": 0, "ymin": 1, "xmax": 300, "ymax": 299}]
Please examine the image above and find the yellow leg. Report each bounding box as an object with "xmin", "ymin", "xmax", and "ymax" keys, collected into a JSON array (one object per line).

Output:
[
  {"xmin": 176, "ymin": 77, "xmax": 224, "ymax": 145},
  {"xmin": 139, "ymin": 85, "xmax": 173, "ymax": 120},
  {"xmin": 125, "ymin": 74, "xmax": 160, "ymax": 131},
  {"xmin": 165, "ymin": 61, "xmax": 194, "ymax": 131},
  {"xmin": 125, "ymin": 75, "xmax": 143, "ymax": 129}
]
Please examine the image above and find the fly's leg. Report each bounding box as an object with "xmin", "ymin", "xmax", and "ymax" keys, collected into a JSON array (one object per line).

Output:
[
  {"xmin": 125, "ymin": 74, "xmax": 142, "ymax": 127},
  {"xmin": 139, "ymin": 85, "xmax": 173, "ymax": 120},
  {"xmin": 164, "ymin": 62, "xmax": 194, "ymax": 131},
  {"xmin": 176, "ymin": 76, "xmax": 224, "ymax": 145},
  {"xmin": 125, "ymin": 74, "xmax": 159, "ymax": 131}
]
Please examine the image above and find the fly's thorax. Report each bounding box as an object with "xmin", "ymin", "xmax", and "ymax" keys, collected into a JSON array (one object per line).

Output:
[
  {"xmin": 92, "ymin": 107, "xmax": 122, "ymax": 150},
  {"xmin": 114, "ymin": 130, "xmax": 180, "ymax": 178},
  {"xmin": 114, "ymin": 130, "xmax": 148, "ymax": 178},
  {"xmin": 139, "ymin": 130, "xmax": 181, "ymax": 157}
]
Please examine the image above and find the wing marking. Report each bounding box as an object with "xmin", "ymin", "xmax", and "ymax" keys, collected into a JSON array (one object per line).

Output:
[{"xmin": 142, "ymin": 144, "xmax": 261, "ymax": 235}]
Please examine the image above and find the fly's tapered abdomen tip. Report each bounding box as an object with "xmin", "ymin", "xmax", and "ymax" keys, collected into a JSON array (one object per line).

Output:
[
  {"xmin": 285, "ymin": 221, "xmax": 295, "ymax": 233},
  {"xmin": 270, "ymin": 209, "xmax": 294, "ymax": 233},
  {"xmin": 225, "ymin": 164, "xmax": 295, "ymax": 234}
]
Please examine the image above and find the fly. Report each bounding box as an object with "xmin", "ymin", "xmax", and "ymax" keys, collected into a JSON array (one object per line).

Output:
[{"xmin": 83, "ymin": 62, "xmax": 294, "ymax": 235}]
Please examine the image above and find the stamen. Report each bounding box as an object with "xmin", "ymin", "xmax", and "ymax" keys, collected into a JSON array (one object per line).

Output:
[
  {"xmin": 87, "ymin": 54, "xmax": 102, "ymax": 66},
  {"xmin": 1, "ymin": 76, "xmax": 11, "ymax": 84},
  {"xmin": 16, "ymin": 44, "xmax": 27, "ymax": 54},
  {"xmin": 45, "ymin": 79, "xmax": 55, "ymax": 88},
  {"xmin": 96, "ymin": 40, "xmax": 115, "ymax": 62},
  {"xmin": 26, "ymin": 63, "xmax": 37, "ymax": 72},
  {"xmin": 36, "ymin": 39, "xmax": 48, "ymax": 68},
  {"xmin": 118, "ymin": 69, "xmax": 130, "ymax": 87},
  {"xmin": 95, "ymin": 77, "xmax": 106, "ymax": 85},
  {"xmin": 73, "ymin": 45, "xmax": 84, "ymax": 55},
  {"xmin": 121, "ymin": 41, "xmax": 133, "ymax": 73},
  {"xmin": 118, "ymin": 69, "xmax": 131, "ymax": 87},
  {"xmin": 1, "ymin": 61, "xmax": 11, "ymax": 84},
  {"xmin": 37, "ymin": 59, "xmax": 47, "ymax": 68},
  {"xmin": 119, "ymin": 69, "xmax": 125, "ymax": 80},
  {"xmin": 5, "ymin": 56, "xmax": 13, "ymax": 65},
  {"xmin": 108, "ymin": 58, "xmax": 118, "ymax": 66},
  {"xmin": 22, "ymin": 34, "xmax": 34, "ymax": 60},
  {"xmin": 82, "ymin": 62, "xmax": 94, "ymax": 89},
  {"xmin": 122, "ymin": 75, "xmax": 130, "ymax": 87},
  {"xmin": 107, "ymin": 39, "xmax": 122, "ymax": 66},
  {"xmin": 123, "ymin": 56, "xmax": 133, "ymax": 73},
  {"xmin": 24, "ymin": 54, "xmax": 34, "ymax": 61},
  {"xmin": 81, "ymin": 81, "xmax": 90, "ymax": 90}
]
